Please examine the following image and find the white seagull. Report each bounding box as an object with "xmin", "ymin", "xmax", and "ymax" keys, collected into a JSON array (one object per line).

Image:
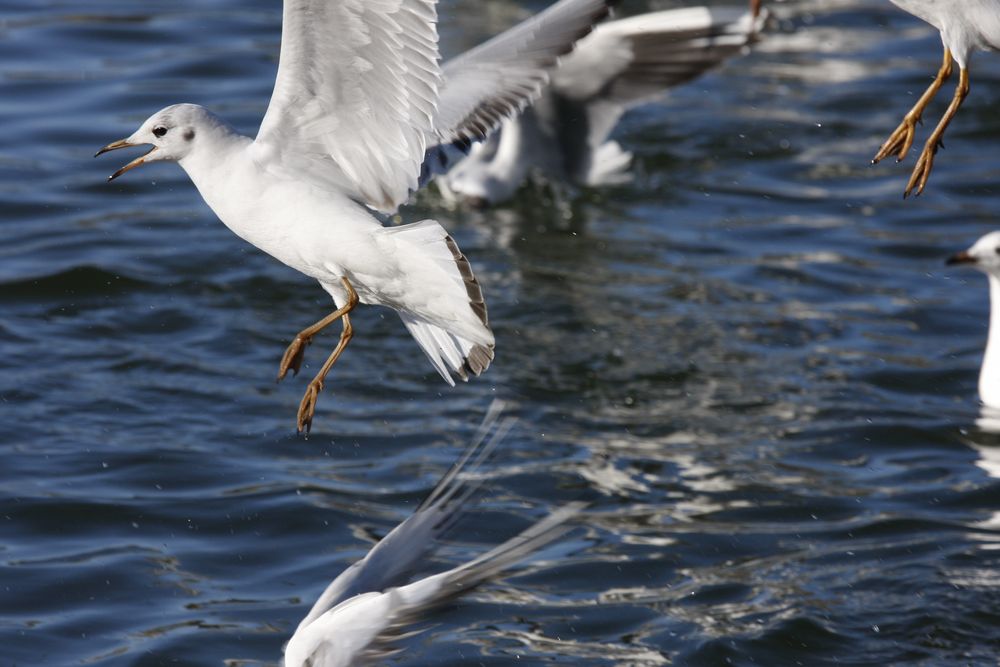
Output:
[
  {"xmin": 96, "ymin": 0, "xmax": 614, "ymax": 432},
  {"xmin": 281, "ymin": 407, "xmax": 584, "ymax": 666},
  {"xmin": 947, "ymin": 231, "xmax": 1000, "ymax": 409},
  {"xmin": 873, "ymin": 0, "xmax": 1000, "ymax": 197},
  {"xmin": 435, "ymin": 5, "xmax": 764, "ymax": 207}
]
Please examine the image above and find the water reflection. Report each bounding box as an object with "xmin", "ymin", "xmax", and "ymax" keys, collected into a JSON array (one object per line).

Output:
[{"xmin": 964, "ymin": 409, "xmax": 1000, "ymax": 555}]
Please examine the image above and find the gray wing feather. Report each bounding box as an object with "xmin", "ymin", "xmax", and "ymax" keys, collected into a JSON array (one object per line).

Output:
[
  {"xmin": 356, "ymin": 501, "xmax": 586, "ymax": 663},
  {"xmin": 435, "ymin": 0, "xmax": 616, "ymax": 147},
  {"xmin": 254, "ymin": 0, "xmax": 440, "ymax": 212},
  {"xmin": 295, "ymin": 401, "xmax": 510, "ymax": 633},
  {"xmin": 552, "ymin": 6, "xmax": 765, "ymax": 182},
  {"xmin": 555, "ymin": 6, "xmax": 764, "ymax": 110}
]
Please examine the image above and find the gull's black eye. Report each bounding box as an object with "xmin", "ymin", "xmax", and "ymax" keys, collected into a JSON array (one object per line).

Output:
[
  {"xmin": 994, "ymin": 247, "xmax": 1000, "ymax": 255},
  {"xmin": 153, "ymin": 126, "xmax": 168, "ymax": 138}
]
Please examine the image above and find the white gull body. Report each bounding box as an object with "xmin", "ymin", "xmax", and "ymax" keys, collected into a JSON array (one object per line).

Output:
[
  {"xmin": 889, "ymin": 0, "xmax": 1000, "ymax": 63},
  {"xmin": 947, "ymin": 231, "xmax": 1000, "ymax": 409},
  {"xmin": 437, "ymin": 6, "xmax": 763, "ymax": 206},
  {"xmin": 176, "ymin": 107, "xmax": 487, "ymax": 348},
  {"xmin": 281, "ymin": 408, "xmax": 583, "ymax": 666},
  {"xmin": 97, "ymin": 0, "xmax": 613, "ymax": 430}
]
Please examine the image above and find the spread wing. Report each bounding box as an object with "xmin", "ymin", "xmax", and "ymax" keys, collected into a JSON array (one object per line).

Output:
[
  {"xmin": 554, "ymin": 6, "xmax": 765, "ymax": 176},
  {"xmin": 286, "ymin": 502, "xmax": 586, "ymax": 667},
  {"xmin": 253, "ymin": 0, "xmax": 440, "ymax": 212},
  {"xmin": 554, "ymin": 6, "xmax": 764, "ymax": 111},
  {"xmin": 293, "ymin": 402, "xmax": 510, "ymax": 635},
  {"xmin": 435, "ymin": 0, "xmax": 614, "ymax": 147}
]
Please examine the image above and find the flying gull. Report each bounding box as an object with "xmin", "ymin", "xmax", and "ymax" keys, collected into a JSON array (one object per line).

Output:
[
  {"xmin": 434, "ymin": 4, "xmax": 764, "ymax": 207},
  {"xmin": 280, "ymin": 405, "xmax": 584, "ymax": 666},
  {"xmin": 96, "ymin": 0, "xmax": 614, "ymax": 432}
]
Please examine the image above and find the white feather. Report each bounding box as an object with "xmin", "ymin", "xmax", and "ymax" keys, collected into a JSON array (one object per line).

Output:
[{"xmin": 255, "ymin": 0, "xmax": 440, "ymax": 212}]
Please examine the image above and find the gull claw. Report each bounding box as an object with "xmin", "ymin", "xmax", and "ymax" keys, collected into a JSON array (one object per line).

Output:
[
  {"xmin": 873, "ymin": 114, "xmax": 918, "ymax": 165},
  {"xmin": 278, "ymin": 336, "xmax": 310, "ymax": 382},
  {"xmin": 296, "ymin": 380, "xmax": 324, "ymax": 435},
  {"xmin": 903, "ymin": 144, "xmax": 937, "ymax": 199}
]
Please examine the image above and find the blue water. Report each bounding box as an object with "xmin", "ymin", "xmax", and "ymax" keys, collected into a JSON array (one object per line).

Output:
[{"xmin": 3, "ymin": 0, "xmax": 1000, "ymax": 664}]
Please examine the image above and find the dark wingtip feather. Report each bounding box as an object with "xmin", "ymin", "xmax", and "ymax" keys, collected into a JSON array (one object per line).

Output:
[{"xmin": 442, "ymin": 234, "xmax": 494, "ymax": 378}]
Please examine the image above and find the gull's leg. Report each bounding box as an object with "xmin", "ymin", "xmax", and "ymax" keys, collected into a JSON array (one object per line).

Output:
[
  {"xmin": 297, "ymin": 313, "xmax": 354, "ymax": 434},
  {"xmin": 277, "ymin": 278, "xmax": 359, "ymax": 381},
  {"xmin": 294, "ymin": 277, "xmax": 358, "ymax": 434},
  {"xmin": 904, "ymin": 65, "xmax": 970, "ymax": 198},
  {"xmin": 873, "ymin": 47, "xmax": 953, "ymax": 165},
  {"xmin": 750, "ymin": 0, "xmax": 761, "ymax": 20}
]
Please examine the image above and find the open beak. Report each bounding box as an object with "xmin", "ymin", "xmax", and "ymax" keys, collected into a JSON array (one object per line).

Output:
[
  {"xmin": 946, "ymin": 251, "xmax": 976, "ymax": 266},
  {"xmin": 95, "ymin": 139, "xmax": 156, "ymax": 181}
]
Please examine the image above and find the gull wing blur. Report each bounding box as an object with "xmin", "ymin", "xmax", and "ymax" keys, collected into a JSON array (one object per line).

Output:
[
  {"xmin": 253, "ymin": 0, "xmax": 440, "ymax": 212},
  {"xmin": 555, "ymin": 7, "xmax": 763, "ymax": 110},
  {"xmin": 434, "ymin": 0, "xmax": 615, "ymax": 147},
  {"xmin": 294, "ymin": 402, "xmax": 510, "ymax": 634},
  {"xmin": 554, "ymin": 6, "xmax": 765, "ymax": 160},
  {"xmin": 288, "ymin": 502, "xmax": 585, "ymax": 667},
  {"xmin": 419, "ymin": 0, "xmax": 615, "ymax": 189},
  {"xmin": 353, "ymin": 502, "xmax": 585, "ymax": 664},
  {"xmin": 437, "ymin": 6, "xmax": 764, "ymax": 201}
]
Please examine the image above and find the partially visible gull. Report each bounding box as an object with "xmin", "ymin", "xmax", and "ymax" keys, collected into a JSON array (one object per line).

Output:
[
  {"xmin": 873, "ymin": 0, "xmax": 1000, "ymax": 197},
  {"xmin": 96, "ymin": 0, "xmax": 614, "ymax": 433},
  {"xmin": 434, "ymin": 5, "xmax": 765, "ymax": 207},
  {"xmin": 281, "ymin": 407, "xmax": 584, "ymax": 666},
  {"xmin": 946, "ymin": 231, "xmax": 1000, "ymax": 409}
]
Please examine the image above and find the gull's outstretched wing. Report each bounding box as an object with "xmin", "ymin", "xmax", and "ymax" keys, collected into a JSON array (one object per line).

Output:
[
  {"xmin": 284, "ymin": 502, "xmax": 585, "ymax": 667},
  {"xmin": 554, "ymin": 6, "xmax": 764, "ymax": 185},
  {"xmin": 555, "ymin": 6, "xmax": 764, "ymax": 136},
  {"xmin": 253, "ymin": 0, "xmax": 440, "ymax": 212},
  {"xmin": 435, "ymin": 0, "xmax": 615, "ymax": 147},
  {"xmin": 294, "ymin": 401, "xmax": 510, "ymax": 635}
]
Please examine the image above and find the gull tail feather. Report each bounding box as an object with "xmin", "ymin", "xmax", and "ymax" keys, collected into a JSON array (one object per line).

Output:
[
  {"xmin": 399, "ymin": 312, "xmax": 493, "ymax": 386},
  {"xmin": 381, "ymin": 219, "xmax": 494, "ymax": 385}
]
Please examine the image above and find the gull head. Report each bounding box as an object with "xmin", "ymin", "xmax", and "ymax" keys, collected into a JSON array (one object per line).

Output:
[
  {"xmin": 95, "ymin": 103, "xmax": 219, "ymax": 181},
  {"xmin": 947, "ymin": 231, "xmax": 1000, "ymax": 276}
]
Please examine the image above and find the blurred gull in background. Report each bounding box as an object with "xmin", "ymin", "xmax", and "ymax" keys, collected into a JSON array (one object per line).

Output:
[
  {"xmin": 281, "ymin": 405, "xmax": 584, "ymax": 667},
  {"xmin": 435, "ymin": 4, "xmax": 766, "ymax": 207},
  {"xmin": 95, "ymin": 0, "xmax": 614, "ymax": 432}
]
